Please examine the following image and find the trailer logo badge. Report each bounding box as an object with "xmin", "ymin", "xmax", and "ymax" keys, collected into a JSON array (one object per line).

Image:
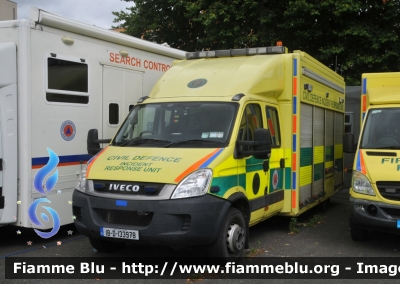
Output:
[
  {"xmin": 28, "ymin": 148, "xmax": 61, "ymax": 239},
  {"xmin": 60, "ymin": 120, "xmax": 76, "ymax": 141},
  {"xmin": 272, "ymin": 169, "xmax": 279, "ymax": 190}
]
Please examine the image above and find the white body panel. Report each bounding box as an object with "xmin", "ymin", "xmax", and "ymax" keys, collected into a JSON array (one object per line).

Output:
[
  {"xmin": 0, "ymin": 8, "xmax": 186, "ymax": 228},
  {"xmin": 0, "ymin": 42, "xmax": 18, "ymax": 224}
]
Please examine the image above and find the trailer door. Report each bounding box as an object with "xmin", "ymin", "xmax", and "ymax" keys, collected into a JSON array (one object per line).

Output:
[
  {"xmin": 102, "ymin": 65, "xmax": 143, "ymax": 140},
  {"xmin": 0, "ymin": 42, "xmax": 17, "ymax": 224}
]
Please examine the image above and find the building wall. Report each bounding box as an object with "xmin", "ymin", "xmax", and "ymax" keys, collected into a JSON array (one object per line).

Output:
[{"xmin": 0, "ymin": 0, "xmax": 17, "ymax": 21}]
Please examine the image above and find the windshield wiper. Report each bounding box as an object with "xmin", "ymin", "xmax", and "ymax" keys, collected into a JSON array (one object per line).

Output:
[
  {"xmin": 119, "ymin": 138, "xmax": 170, "ymax": 146},
  {"xmin": 164, "ymin": 139, "xmax": 224, "ymax": 148}
]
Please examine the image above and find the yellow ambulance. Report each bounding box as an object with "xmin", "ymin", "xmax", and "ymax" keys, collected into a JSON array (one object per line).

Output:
[
  {"xmin": 73, "ymin": 46, "xmax": 345, "ymax": 257},
  {"xmin": 344, "ymin": 72, "xmax": 400, "ymax": 241}
]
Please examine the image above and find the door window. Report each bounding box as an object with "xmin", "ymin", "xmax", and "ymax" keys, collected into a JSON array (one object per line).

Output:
[
  {"xmin": 109, "ymin": 103, "xmax": 119, "ymax": 125},
  {"xmin": 238, "ymin": 104, "xmax": 263, "ymax": 151},
  {"xmin": 266, "ymin": 106, "xmax": 281, "ymax": 147}
]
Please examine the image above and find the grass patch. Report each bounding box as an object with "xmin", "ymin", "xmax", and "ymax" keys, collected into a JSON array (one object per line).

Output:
[
  {"xmin": 289, "ymin": 217, "xmax": 300, "ymax": 234},
  {"xmin": 307, "ymin": 214, "xmax": 323, "ymax": 227}
]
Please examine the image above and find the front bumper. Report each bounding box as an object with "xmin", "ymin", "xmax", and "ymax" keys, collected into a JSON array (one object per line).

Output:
[
  {"xmin": 350, "ymin": 196, "xmax": 400, "ymax": 234},
  {"xmin": 72, "ymin": 190, "xmax": 230, "ymax": 249}
]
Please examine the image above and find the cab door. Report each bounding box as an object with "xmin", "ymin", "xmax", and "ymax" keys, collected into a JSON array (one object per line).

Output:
[
  {"xmin": 0, "ymin": 42, "xmax": 18, "ymax": 224},
  {"xmin": 264, "ymin": 105, "xmax": 284, "ymax": 217},
  {"xmin": 237, "ymin": 104, "xmax": 269, "ymax": 225}
]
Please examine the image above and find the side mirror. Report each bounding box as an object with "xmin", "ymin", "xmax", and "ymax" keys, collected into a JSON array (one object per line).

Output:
[
  {"xmin": 87, "ymin": 129, "xmax": 111, "ymax": 156},
  {"xmin": 253, "ymin": 129, "xmax": 272, "ymax": 160},
  {"xmin": 236, "ymin": 129, "xmax": 272, "ymax": 159},
  {"xmin": 343, "ymin": 133, "xmax": 355, "ymax": 153}
]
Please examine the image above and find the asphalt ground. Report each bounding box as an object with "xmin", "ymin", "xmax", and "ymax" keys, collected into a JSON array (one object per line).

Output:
[{"xmin": 1, "ymin": 188, "xmax": 400, "ymax": 283}]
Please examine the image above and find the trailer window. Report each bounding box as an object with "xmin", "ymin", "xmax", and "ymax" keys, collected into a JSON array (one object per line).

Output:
[
  {"xmin": 109, "ymin": 103, "xmax": 119, "ymax": 125},
  {"xmin": 46, "ymin": 57, "xmax": 89, "ymax": 104},
  {"xmin": 266, "ymin": 107, "xmax": 281, "ymax": 147}
]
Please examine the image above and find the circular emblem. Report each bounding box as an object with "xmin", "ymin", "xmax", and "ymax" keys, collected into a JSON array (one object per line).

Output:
[
  {"xmin": 252, "ymin": 173, "xmax": 260, "ymax": 195},
  {"xmin": 272, "ymin": 169, "xmax": 279, "ymax": 190},
  {"xmin": 187, "ymin": 78, "xmax": 207, "ymax": 88},
  {"xmin": 60, "ymin": 120, "xmax": 76, "ymax": 141}
]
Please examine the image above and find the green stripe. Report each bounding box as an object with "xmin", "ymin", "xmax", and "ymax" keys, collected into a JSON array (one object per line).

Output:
[
  {"xmin": 246, "ymin": 164, "xmax": 264, "ymax": 172},
  {"xmin": 314, "ymin": 163, "xmax": 324, "ymax": 181},
  {"xmin": 300, "ymin": 147, "xmax": 312, "ymax": 167},
  {"xmin": 239, "ymin": 173, "xmax": 246, "ymax": 188},
  {"xmin": 285, "ymin": 167, "xmax": 291, "ymax": 189},
  {"xmin": 246, "ymin": 156, "xmax": 264, "ymax": 165},
  {"xmin": 246, "ymin": 157, "xmax": 264, "ymax": 172},
  {"xmin": 325, "ymin": 146, "xmax": 334, "ymax": 161},
  {"xmin": 211, "ymin": 175, "xmax": 237, "ymax": 197}
]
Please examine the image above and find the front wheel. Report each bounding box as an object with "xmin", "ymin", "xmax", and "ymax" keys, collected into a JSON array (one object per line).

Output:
[
  {"xmin": 89, "ymin": 236, "xmax": 126, "ymax": 252},
  {"xmin": 208, "ymin": 208, "xmax": 246, "ymax": 258}
]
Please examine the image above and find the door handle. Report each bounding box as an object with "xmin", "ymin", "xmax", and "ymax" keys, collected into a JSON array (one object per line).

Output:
[{"xmin": 280, "ymin": 158, "xmax": 285, "ymax": 169}]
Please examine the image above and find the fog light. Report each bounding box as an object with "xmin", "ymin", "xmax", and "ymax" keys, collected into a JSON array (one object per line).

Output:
[
  {"xmin": 355, "ymin": 204, "xmax": 365, "ymax": 211},
  {"xmin": 367, "ymin": 204, "xmax": 378, "ymax": 216}
]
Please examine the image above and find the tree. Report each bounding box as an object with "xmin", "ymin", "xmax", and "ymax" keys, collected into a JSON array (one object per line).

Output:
[
  {"xmin": 113, "ymin": 0, "xmax": 400, "ymax": 85},
  {"xmin": 113, "ymin": 0, "xmax": 287, "ymax": 50},
  {"xmin": 279, "ymin": 0, "xmax": 400, "ymax": 84}
]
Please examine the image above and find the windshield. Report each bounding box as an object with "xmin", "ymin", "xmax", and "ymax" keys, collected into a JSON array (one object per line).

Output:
[
  {"xmin": 112, "ymin": 102, "xmax": 238, "ymax": 148},
  {"xmin": 360, "ymin": 108, "xmax": 400, "ymax": 149}
]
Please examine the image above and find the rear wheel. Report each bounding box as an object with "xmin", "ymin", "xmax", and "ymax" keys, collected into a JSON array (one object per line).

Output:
[
  {"xmin": 318, "ymin": 198, "xmax": 330, "ymax": 213},
  {"xmin": 89, "ymin": 236, "xmax": 126, "ymax": 252},
  {"xmin": 349, "ymin": 218, "xmax": 368, "ymax": 241},
  {"xmin": 208, "ymin": 208, "xmax": 246, "ymax": 258}
]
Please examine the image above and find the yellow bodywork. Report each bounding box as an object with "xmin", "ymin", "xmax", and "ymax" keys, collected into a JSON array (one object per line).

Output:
[{"xmin": 87, "ymin": 49, "xmax": 345, "ymax": 227}]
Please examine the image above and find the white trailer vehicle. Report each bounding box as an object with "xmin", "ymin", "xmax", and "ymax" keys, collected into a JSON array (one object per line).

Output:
[{"xmin": 0, "ymin": 7, "xmax": 186, "ymax": 234}]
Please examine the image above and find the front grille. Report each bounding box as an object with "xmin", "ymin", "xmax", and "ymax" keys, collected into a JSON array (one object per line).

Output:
[
  {"xmin": 73, "ymin": 206, "xmax": 82, "ymax": 221},
  {"xmin": 377, "ymin": 181, "xmax": 400, "ymax": 201},
  {"xmin": 95, "ymin": 209, "xmax": 153, "ymax": 226},
  {"xmin": 181, "ymin": 215, "xmax": 191, "ymax": 231},
  {"xmin": 381, "ymin": 207, "xmax": 400, "ymax": 219},
  {"xmin": 366, "ymin": 151, "xmax": 396, "ymax": 157},
  {"xmin": 93, "ymin": 180, "xmax": 163, "ymax": 196}
]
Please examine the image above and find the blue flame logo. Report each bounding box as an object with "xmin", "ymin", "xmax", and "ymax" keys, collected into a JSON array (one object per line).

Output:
[{"xmin": 28, "ymin": 148, "xmax": 61, "ymax": 239}]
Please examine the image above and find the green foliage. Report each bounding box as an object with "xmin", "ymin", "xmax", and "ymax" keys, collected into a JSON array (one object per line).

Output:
[
  {"xmin": 307, "ymin": 214, "xmax": 323, "ymax": 227},
  {"xmin": 113, "ymin": 0, "xmax": 400, "ymax": 85},
  {"xmin": 289, "ymin": 217, "xmax": 300, "ymax": 234}
]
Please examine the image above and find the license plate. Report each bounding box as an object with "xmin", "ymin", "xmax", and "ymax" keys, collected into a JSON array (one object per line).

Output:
[{"xmin": 100, "ymin": 227, "xmax": 139, "ymax": 240}]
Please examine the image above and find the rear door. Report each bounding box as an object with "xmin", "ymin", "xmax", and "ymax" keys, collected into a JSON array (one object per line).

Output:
[
  {"xmin": 0, "ymin": 42, "xmax": 18, "ymax": 224},
  {"xmin": 102, "ymin": 65, "xmax": 143, "ymax": 140}
]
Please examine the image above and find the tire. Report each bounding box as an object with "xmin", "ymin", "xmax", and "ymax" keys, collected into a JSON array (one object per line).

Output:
[
  {"xmin": 208, "ymin": 208, "xmax": 246, "ymax": 259},
  {"xmin": 89, "ymin": 236, "xmax": 126, "ymax": 253},
  {"xmin": 318, "ymin": 198, "xmax": 330, "ymax": 213},
  {"xmin": 349, "ymin": 218, "xmax": 368, "ymax": 241}
]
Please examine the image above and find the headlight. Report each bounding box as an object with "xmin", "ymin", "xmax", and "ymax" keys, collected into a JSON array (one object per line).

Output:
[
  {"xmin": 76, "ymin": 165, "xmax": 87, "ymax": 192},
  {"xmin": 352, "ymin": 171, "xmax": 375, "ymax": 196},
  {"xmin": 171, "ymin": 169, "xmax": 213, "ymax": 199}
]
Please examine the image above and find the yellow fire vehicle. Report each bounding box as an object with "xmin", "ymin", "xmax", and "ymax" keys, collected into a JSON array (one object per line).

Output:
[{"xmin": 344, "ymin": 72, "xmax": 400, "ymax": 240}]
